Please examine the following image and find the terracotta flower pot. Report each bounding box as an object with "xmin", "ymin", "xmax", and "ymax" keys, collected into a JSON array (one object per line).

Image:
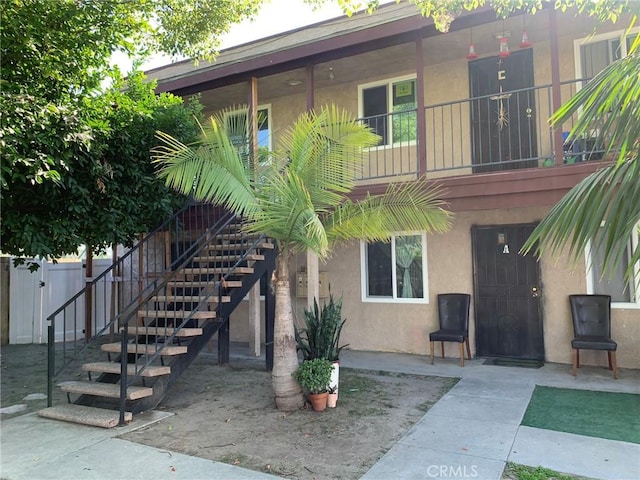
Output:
[
  {"xmin": 308, "ymin": 392, "xmax": 329, "ymax": 412},
  {"xmin": 327, "ymin": 392, "xmax": 338, "ymax": 408}
]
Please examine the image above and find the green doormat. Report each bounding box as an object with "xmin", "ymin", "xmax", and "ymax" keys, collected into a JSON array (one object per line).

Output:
[{"xmin": 522, "ymin": 386, "xmax": 640, "ymax": 444}]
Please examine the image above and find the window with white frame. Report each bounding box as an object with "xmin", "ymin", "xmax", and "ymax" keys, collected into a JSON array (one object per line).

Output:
[
  {"xmin": 577, "ymin": 30, "xmax": 637, "ymax": 80},
  {"xmin": 359, "ymin": 76, "xmax": 417, "ymax": 146},
  {"xmin": 361, "ymin": 233, "xmax": 427, "ymax": 302},
  {"xmin": 225, "ymin": 105, "xmax": 271, "ymax": 160},
  {"xmin": 586, "ymin": 224, "xmax": 640, "ymax": 306}
]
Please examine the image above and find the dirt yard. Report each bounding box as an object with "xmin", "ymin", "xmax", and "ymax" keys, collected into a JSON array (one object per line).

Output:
[{"xmin": 121, "ymin": 353, "xmax": 458, "ymax": 479}]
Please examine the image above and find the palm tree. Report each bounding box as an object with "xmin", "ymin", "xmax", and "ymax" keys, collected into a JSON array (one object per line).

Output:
[
  {"xmin": 154, "ymin": 105, "xmax": 451, "ymax": 410},
  {"xmin": 522, "ymin": 32, "xmax": 640, "ymax": 284}
]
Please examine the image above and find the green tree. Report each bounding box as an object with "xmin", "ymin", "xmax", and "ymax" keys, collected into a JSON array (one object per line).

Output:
[
  {"xmin": 1, "ymin": 73, "xmax": 202, "ymax": 262},
  {"xmin": 522, "ymin": 32, "xmax": 640, "ymax": 283},
  {"xmin": 0, "ymin": 0, "xmax": 262, "ymax": 263},
  {"xmin": 153, "ymin": 105, "xmax": 451, "ymax": 410}
]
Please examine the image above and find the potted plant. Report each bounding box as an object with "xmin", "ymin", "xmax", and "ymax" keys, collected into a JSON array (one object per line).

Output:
[
  {"xmin": 326, "ymin": 385, "xmax": 338, "ymax": 408},
  {"xmin": 295, "ymin": 292, "xmax": 348, "ymax": 399},
  {"xmin": 293, "ymin": 358, "xmax": 333, "ymax": 412}
]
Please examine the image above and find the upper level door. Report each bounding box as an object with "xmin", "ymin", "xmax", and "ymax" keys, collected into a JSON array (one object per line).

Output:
[{"xmin": 469, "ymin": 49, "xmax": 537, "ymax": 173}]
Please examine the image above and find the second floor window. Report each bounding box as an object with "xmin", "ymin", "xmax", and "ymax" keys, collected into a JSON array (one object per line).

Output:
[{"xmin": 359, "ymin": 76, "xmax": 417, "ymax": 147}]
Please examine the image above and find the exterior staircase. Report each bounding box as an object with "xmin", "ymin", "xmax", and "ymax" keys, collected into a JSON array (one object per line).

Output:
[{"xmin": 39, "ymin": 205, "xmax": 277, "ymax": 428}]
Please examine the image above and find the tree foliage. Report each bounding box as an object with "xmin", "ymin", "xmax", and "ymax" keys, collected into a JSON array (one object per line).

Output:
[
  {"xmin": 0, "ymin": 0, "xmax": 251, "ymax": 263},
  {"xmin": 1, "ymin": 73, "xmax": 202, "ymax": 262},
  {"xmin": 308, "ymin": 0, "xmax": 640, "ymax": 32}
]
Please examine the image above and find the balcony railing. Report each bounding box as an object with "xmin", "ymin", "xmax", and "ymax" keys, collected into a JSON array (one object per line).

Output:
[{"xmin": 357, "ymin": 79, "xmax": 608, "ymax": 182}]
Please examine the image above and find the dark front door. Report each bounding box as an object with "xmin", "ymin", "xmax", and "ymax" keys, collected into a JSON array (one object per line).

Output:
[
  {"xmin": 472, "ymin": 224, "xmax": 544, "ymax": 360},
  {"xmin": 469, "ymin": 49, "xmax": 537, "ymax": 173}
]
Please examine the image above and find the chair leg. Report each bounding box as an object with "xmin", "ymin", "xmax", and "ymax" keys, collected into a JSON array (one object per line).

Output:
[
  {"xmin": 459, "ymin": 343, "xmax": 465, "ymax": 367},
  {"xmin": 441, "ymin": 342, "xmax": 445, "ymax": 359},
  {"xmin": 572, "ymin": 349, "xmax": 578, "ymax": 377},
  {"xmin": 465, "ymin": 338, "xmax": 471, "ymax": 360},
  {"xmin": 430, "ymin": 341, "xmax": 434, "ymax": 365},
  {"xmin": 576, "ymin": 349, "xmax": 580, "ymax": 368},
  {"xmin": 610, "ymin": 351, "xmax": 618, "ymax": 379},
  {"xmin": 607, "ymin": 351, "xmax": 613, "ymax": 370}
]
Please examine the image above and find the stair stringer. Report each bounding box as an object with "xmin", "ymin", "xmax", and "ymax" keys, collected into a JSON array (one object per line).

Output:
[{"xmin": 127, "ymin": 242, "xmax": 278, "ymax": 414}]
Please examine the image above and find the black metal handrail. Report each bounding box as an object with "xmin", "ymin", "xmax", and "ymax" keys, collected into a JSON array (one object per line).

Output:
[
  {"xmin": 46, "ymin": 201, "xmax": 228, "ymax": 406},
  {"xmin": 114, "ymin": 218, "xmax": 273, "ymax": 424},
  {"xmin": 355, "ymin": 78, "xmax": 609, "ymax": 180}
]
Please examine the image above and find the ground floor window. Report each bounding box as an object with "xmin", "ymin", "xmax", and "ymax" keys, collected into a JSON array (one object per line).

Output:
[
  {"xmin": 361, "ymin": 233, "xmax": 427, "ymax": 303},
  {"xmin": 586, "ymin": 224, "xmax": 639, "ymax": 307}
]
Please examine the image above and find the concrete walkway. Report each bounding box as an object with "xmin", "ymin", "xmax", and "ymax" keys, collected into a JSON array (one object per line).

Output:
[
  {"xmin": 344, "ymin": 351, "xmax": 640, "ymax": 480},
  {"xmin": 1, "ymin": 349, "xmax": 639, "ymax": 480}
]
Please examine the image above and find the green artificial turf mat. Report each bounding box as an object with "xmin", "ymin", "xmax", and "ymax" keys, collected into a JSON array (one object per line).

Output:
[{"xmin": 522, "ymin": 386, "xmax": 640, "ymax": 444}]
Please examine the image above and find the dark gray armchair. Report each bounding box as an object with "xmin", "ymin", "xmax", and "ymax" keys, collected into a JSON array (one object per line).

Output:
[{"xmin": 569, "ymin": 294, "xmax": 618, "ymax": 379}]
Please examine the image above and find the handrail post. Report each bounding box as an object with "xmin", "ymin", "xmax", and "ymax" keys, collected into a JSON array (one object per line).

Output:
[
  {"xmin": 119, "ymin": 327, "xmax": 128, "ymax": 425},
  {"xmin": 47, "ymin": 318, "xmax": 54, "ymax": 407}
]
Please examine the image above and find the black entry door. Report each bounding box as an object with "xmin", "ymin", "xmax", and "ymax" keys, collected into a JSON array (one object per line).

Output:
[
  {"xmin": 472, "ymin": 224, "xmax": 544, "ymax": 360},
  {"xmin": 469, "ymin": 49, "xmax": 537, "ymax": 172}
]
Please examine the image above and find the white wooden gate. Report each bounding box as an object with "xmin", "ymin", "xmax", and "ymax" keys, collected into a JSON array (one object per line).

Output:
[{"xmin": 9, "ymin": 259, "xmax": 111, "ymax": 344}]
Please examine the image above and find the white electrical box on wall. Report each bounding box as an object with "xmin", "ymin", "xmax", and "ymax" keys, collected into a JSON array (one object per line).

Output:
[{"xmin": 296, "ymin": 272, "xmax": 329, "ymax": 298}]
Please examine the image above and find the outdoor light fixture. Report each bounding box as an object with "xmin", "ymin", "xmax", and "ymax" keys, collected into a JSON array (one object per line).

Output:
[{"xmin": 287, "ymin": 79, "xmax": 302, "ymax": 86}]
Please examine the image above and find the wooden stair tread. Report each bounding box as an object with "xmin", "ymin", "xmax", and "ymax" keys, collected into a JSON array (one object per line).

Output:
[
  {"xmin": 101, "ymin": 342, "xmax": 187, "ymax": 356},
  {"xmin": 180, "ymin": 267, "xmax": 254, "ymax": 275},
  {"xmin": 82, "ymin": 362, "xmax": 171, "ymax": 377},
  {"xmin": 207, "ymin": 241, "xmax": 274, "ymax": 251},
  {"xmin": 166, "ymin": 279, "xmax": 242, "ymax": 288},
  {"xmin": 151, "ymin": 295, "xmax": 230, "ymax": 303},
  {"xmin": 59, "ymin": 381, "xmax": 153, "ymax": 400},
  {"xmin": 39, "ymin": 405, "xmax": 132, "ymax": 428},
  {"xmin": 125, "ymin": 326, "xmax": 203, "ymax": 337},
  {"xmin": 136, "ymin": 310, "xmax": 216, "ymax": 319},
  {"xmin": 193, "ymin": 254, "xmax": 264, "ymax": 262}
]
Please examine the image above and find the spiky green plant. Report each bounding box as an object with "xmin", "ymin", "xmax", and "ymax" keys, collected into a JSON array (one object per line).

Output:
[{"xmin": 295, "ymin": 293, "xmax": 348, "ymax": 362}]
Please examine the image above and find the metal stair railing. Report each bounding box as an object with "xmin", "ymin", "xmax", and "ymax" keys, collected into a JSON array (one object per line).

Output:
[
  {"xmin": 46, "ymin": 202, "xmax": 230, "ymax": 407},
  {"xmin": 116, "ymin": 222, "xmax": 277, "ymax": 424}
]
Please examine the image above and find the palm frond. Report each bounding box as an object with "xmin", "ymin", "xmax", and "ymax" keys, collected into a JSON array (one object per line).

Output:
[
  {"xmin": 245, "ymin": 171, "xmax": 329, "ymax": 256},
  {"xmin": 551, "ymin": 35, "xmax": 640, "ymax": 163},
  {"xmin": 153, "ymin": 112, "xmax": 259, "ymax": 217},
  {"xmin": 532, "ymin": 30, "xmax": 640, "ymax": 282},
  {"xmin": 325, "ymin": 179, "xmax": 452, "ymax": 246},
  {"xmin": 277, "ymin": 105, "xmax": 380, "ymax": 210},
  {"xmin": 522, "ymin": 158, "xmax": 640, "ymax": 281}
]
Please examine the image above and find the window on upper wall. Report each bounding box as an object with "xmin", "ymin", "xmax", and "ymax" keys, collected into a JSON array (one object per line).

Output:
[
  {"xmin": 359, "ymin": 76, "xmax": 417, "ymax": 147},
  {"xmin": 361, "ymin": 233, "xmax": 427, "ymax": 303},
  {"xmin": 577, "ymin": 29, "xmax": 639, "ymax": 80},
  {"xmin": 586, "ymin": 224, "xmax": 640, "ymax": 307},
  {"xmin": 225, "ymin": 106, "xmax": 271, "ymax": 161}
]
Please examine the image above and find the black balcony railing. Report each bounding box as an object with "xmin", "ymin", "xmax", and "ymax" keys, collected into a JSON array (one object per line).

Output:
[{"xmin": 357, "ymin": 79, "xmax": 609, "ymax": 182}]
